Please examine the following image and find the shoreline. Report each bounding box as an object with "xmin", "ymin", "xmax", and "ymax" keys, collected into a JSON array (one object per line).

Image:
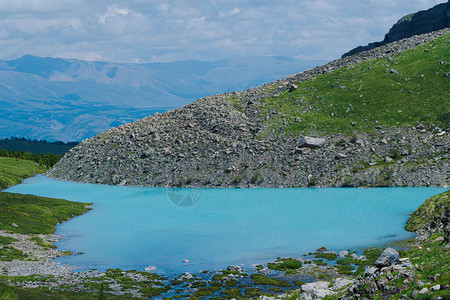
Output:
[
  {"xmin": 0, "ymin": 226, "xmax": 420, "ymax": 299},
  {"xmin": 1, "ymin": 179, "xmax": 448, "ymax": 298}
]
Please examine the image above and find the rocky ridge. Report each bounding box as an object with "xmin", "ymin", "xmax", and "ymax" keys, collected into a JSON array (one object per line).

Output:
[
  {"xmin": 47, "ymin": 29, "xmax": 450, "ymax": 188},
  {"xmin": 342, "ymin": 1, "xmax": 450, "ymax": 57}
]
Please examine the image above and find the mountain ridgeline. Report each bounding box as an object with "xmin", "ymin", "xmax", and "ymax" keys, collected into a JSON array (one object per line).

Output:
[
  {"xmin": 0, "ymin": 56, "xmax": 325, "ymax": 142},
  {"xmin": 343, "ymin": 1, "xmax": 450, "ymax": 57},
  {"xmin": 48, "ymin": 29, "xmax": 450, "ymax": 188}
]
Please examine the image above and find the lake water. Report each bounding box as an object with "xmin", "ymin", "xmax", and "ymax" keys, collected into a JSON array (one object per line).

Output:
[{"xmin": 4, "ymin": 175, "xmax": 447, "ymax": 274}]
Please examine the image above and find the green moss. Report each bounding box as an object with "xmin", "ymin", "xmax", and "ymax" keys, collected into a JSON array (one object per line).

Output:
[
  {"xmin": 335, "ymin": 257, "xmax": 355, "ymax": 265},
  {"xmin": 244, "ymin": 287, "xmax": 264, "ymax": 297},
  {"xmin": 335, "ymin": 264, "xmax": 355, "ymax": 275},
  {"xmin": 313, "ymin": 259, "xmax": 328, "ymax": 266},
  {"xmin": 140, "ymin": 285, "xmax": 169, "ymax": 297},
  {"xmin": 0, "ymin": 192, "xmax": 91, "ymax": 234},
  {"xmin": 406, "ymin": 190, "xmax": 450, "ymax": 232},
  {"xmin": 192, "ymin": 286, "xmax": 220, "ymax": 297},
  {"xmin": 267, "ymin": 258, "xmax": 303, "ymax": 271},
  {"xmin": 223, "ymin": 279, "xmax": 238, "ymax": 287},
  {"xmin": 363, "ymin": 249, "xmax": 383, "ymax": 262},
  {"xmin": 221, "ymin": 288, "xmax": 242, "ymax": 299},
  {"xmin": 269, "ymin": 287, "xmax": 284, "ymax": 293},
  {"xmin": 190, "ymin": 281, "xmax": 206, "ymax": 288},
  {"xmin": 250, "ymin": 274, "xmax": 291, "ymax": 287},
  {"xmin": 0, "ymin": 282, "xmax": 133, "ymax": 299},
  {"xmin": 314, "ymin": 252, "xmax": 337, "ymax": 260},
  {"xmin": 293, "ymin": 280, "xmax": 306, "ymax": 286}
]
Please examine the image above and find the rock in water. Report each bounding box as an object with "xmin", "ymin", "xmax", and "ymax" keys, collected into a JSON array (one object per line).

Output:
[
  {"xmin": 144, "ymin": 266, "xmax": 156, "ymax": 272},
  {"xmin": 227, "ymin": 265, "xmax": 243, "ymax": 272},
  {"xmin": 297, "ymin": 136, "xmax": 326, "ymax": 148},
  {"xmin": 375, "ymin": 248, "xmax": 400, "ymax": 267}
]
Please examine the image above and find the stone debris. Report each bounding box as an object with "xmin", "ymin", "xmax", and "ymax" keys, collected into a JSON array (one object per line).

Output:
[{"xmin": 46, "ymin": 29, "xmax": 449, "ymax": 189}]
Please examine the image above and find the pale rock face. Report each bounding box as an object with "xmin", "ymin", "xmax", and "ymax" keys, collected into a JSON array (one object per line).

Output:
[
  {"xmin": 301, "ymin": 281, "xmax": 335, "ymax": 299},
  {"xmin": 375, "ymin": 248, "xmax": 400, "ymax": 267},
  {"xmin": 297, "ymin": 136, "xmax": 326, "ymax": 148}
]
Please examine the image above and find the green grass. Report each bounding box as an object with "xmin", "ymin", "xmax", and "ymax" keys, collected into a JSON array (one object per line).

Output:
[
  {"xmin": 250, "ymin": 274, "xmax": 291, "ymax": 287},
  {"xmin": 0, "ymin": 157, "xmax": 47, "ymax": 190},
  {"xmin": 0, "ymin": 281, "xmax": 134, "ymax": 299},
  {"xmin": 267, "ymin": 258, "xmax": 303, "ymax": 271},
  {"xmin": 0, "ymin": 192, "xmax": 91, "ymax": 234},
  {"xmin": 255, "ymin": 32, "xmax": 450, "ymax": 136},
  {"xmin": 192, "ymin": 286, "xmax": 221, "ymax": 297},
  {"xmin": 221, "ymin": 288, "xmax": 243, "ymax": 299},
  {"xmin": 406, "ymin": 190, "xmax": 450, "ymax": 232},
  {"xmin": 314, "ymin": 252, "xmax": 337, "ymax": 260},
  {"xmin": 0, "ymin": 236, "xmax": 16, "ymax": 245},
  {"xmin": 0, "ymin": 245, "xmax": 28, "ymax": 261},
  {"xmin": 244, "ymin": 287, "xmax": 264, "ymax": 297},
  {"xmin": 27, "ymin": 236, "xmax": 57, "ymax": 249}
]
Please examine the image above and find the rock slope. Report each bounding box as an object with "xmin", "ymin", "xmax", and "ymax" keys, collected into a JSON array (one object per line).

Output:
[
  {"xmin": 342, "ymin": 1, "xmax": 450, "ymax": 57},
  {"xmin": 48, "ymin": 29, "xmax": 450, "ymax": 188}
]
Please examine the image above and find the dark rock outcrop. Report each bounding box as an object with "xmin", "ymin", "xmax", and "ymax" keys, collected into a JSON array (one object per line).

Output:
[{"xmin": 343, "ymin": 1, "xmax": 450, "ymax": 57}]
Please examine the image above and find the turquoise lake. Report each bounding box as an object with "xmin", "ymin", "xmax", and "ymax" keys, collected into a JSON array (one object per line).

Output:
[{"xmin": 4, "ymin": 175, "xmax": 447, "ymax": 274}]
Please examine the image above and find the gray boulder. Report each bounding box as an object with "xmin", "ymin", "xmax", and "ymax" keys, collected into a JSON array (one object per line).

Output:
[
  {"xmin": 375, "ymin": 248, "xmax": 400, "ymax": 267},
  {"xmin": 297, "ymin": 136, "xmax": 326, "ymax": 148}
]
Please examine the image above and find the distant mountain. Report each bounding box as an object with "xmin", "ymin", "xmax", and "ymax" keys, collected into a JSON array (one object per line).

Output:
[
  {"xmin": 342, "ymin": 1, "xmax": 450, "ymax": 57},
  {"xmin": 0, "ymin": 55, "xmax": 326, "ymax": 141}
]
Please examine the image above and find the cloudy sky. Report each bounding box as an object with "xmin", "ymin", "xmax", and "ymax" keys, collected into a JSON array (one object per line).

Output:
[{"xmin": 0, "ymin": 0, "xmax": 446, "ymax": 63}]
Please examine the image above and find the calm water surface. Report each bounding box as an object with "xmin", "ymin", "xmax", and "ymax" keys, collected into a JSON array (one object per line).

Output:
[{"xmin": 5, "ymin": 175, "xmax": 447, "ymax": 273}]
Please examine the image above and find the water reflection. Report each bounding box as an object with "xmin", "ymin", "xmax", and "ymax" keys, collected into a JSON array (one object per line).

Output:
[{"xmin": 166, "ymin": 188, "xmax": 202, "ymax": 207}]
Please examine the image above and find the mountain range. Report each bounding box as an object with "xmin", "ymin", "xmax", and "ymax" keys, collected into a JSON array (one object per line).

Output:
[{"xmin": 0, "ymin": 55, "xmax": 325, "ymax": 142}]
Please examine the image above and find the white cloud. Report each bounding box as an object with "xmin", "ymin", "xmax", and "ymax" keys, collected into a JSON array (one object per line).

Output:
[
  {"xmin": 97, "ymin": 6, "xmax": 131, "ymax": 24},
  {"xmin": 0, "ymin": 0, "xmax": 446, "ymax": 62},
  {"xmin": 219, "ymin": 8, "xmax": 240, "ymax": 17}
]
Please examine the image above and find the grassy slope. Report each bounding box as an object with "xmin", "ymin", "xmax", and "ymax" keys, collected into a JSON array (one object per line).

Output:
[
  {"xmin": 0, "ymin": 157, "xmax": 47, "ymax": 190},
  {"xmin": 259, "ymin": 33, "xmax": 449, "ymax": 136},
  {"xmin": 0, "ymin": 157, "xmax": 93, "ymax": 297},
  {"xmin": 406, "ymin": 189, "xmax": 450, "ymax": 232},
  {"xmin": 0, "ymin": 192, "xmax": 90, "ymax": 234}
]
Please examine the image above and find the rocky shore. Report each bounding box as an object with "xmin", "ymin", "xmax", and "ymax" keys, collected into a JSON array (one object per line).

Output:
[
  {"xmin": 1, "ymin": 190, "xmax": 448, "ymax": 299},
  {"xmin": 48, "ymin": 28, "xmax": 450, "ymax": 188}
]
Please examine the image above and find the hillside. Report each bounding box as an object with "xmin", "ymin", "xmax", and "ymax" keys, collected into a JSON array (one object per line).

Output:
[
  {"xmin": 343, "ymin": 1, "xmax": 450, "ymax": 57},
  {"xmin": 0, "ymin": 157, "xmax": 47, "ymax": 190},
  {"xmin": 0, "ymin": 56, "xmax": 325, "ymax": 142},
  {"xmin": 48, "ymin": 29, "xmax": 450, "ymax": 188}
]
